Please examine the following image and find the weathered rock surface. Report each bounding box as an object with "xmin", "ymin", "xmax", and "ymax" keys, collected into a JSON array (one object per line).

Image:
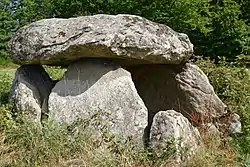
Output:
[
  {"xmin": 150, "ymin": 110, "xmax": 201, "ymax": 162},
  {"xmin": 9, "ymin": 65, "xmax": 54, "ymax": 122},
  {"xmin": 175, "ymin": 63, "xmax": 227, "ymax": 119},
  {"xmin": 9, "ymin": 14, "xmax": 193, "ymax": 66},
  {"xmin": 130, "ymin": 63, "xmax": 227, "ymax": 128},
  {"xmin": 228, "ymin": 113, "xmax": 242, "ymax": 135},
  {"xmin": 48, "ymin": 60, "xmax": 148, "ymax": 144},
  {"xmin": 217, "ymin": 113, "xmax": 242, "ymax": 135}
]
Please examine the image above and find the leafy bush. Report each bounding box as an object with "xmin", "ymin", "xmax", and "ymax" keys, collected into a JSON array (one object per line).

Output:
[
  {"xmin": 0, "ymin": 57, "xmax": 17, "ymax": 67},
  {"xmin": 44, "ymin": 65, "xmax": 66, "ymax": 80},
  {"xmin": 0, "ymin": 68, "xmax": 15, "ymax": 106},
  {"xmin": 0, "ymin": 106, "xmax": 14, "ymax": 131},
  {"xmin": 195, "ymin": 58, "xmax": 250, "ymax": 161}
]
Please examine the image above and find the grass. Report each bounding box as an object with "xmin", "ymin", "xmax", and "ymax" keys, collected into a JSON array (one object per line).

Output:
[
  {"xmin": 0, "ymin": 59, "xmax": 249, "ymax": 166},
  {"xmin": 0, "ymin": 110, "xmax": 161, "ymax": 167},
  {"xmin": 0, "ymin": 112, "xmax": 241, "ymax": 167},
  {"xmin": 185, "ymin": 130, "xmax": 240, "ymax": 167},
  {"xmin": 0, "ymin": 111, "xmax": 242, "ymax": 167},
  {"xmin": 0, "ymin": 68, "xmax": 16, "ymax": 106}
]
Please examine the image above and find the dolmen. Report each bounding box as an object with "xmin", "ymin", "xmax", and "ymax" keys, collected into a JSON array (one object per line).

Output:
[{"xmin": 8, "ymin": 14, "xmax": 241, "ymax": 161}]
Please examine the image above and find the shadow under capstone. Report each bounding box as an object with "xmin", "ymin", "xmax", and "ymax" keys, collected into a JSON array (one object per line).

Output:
[{"xmin": 129, "ymin": 63, "xmax": 196, "ymax": 147}]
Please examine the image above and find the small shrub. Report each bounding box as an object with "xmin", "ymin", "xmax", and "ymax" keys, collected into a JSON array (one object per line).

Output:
[
  {"xmin": 195, "ymin": 57, "xmax": 250, "ymax": 163},
  {"xmin": 0, "ymin": 58, "xmax": 18, "ymax": 67},
  {"xmin": 44, "ymin": 66, "xmax": 66, "ymax": 80},
  {"xmin": 0, "ymin": 106, "xmax": 15, "ymax": 132},
  {"xmin": 0, "ymin": 69, "xmax": 16, "ymax": 106}
]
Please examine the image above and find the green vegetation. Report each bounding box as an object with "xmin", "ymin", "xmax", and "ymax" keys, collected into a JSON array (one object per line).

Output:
[
  {"xmin": 185, "ymin": 134, "xmax": 238, "ymax": 167},
  {"xmin": 0, "ymin": 67, "xmax": 15, "ymax": 106},
  {"xmin": 0, "ymin": 57, "xmax": 18, "ymax": 67},
  {"xmin": 195, "ymin": 57, "xmax": 250, "ymax": 164},
  {"xmin": 44, "ymin": 66, "xmax": 66, "ymax": 80},
  {"xmin": 0, "ymin": 0, "xmax": 17, "ymax": 59},
  {"xmin": 0, "ymin": 116, "xmax": 144, "ymax": 167}
]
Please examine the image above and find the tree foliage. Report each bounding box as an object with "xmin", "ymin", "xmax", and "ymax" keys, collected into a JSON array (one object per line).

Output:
[
  {"xmin": 0, "ymin": 0, "xmax": 17, "ymax": 58},
  {"xmin": 1, "ymin": 0, "xmax": 250, "ymax": 61},
  {"xmin": 199, "ymin": 0, "xmax": 250, "ymax": 60}
]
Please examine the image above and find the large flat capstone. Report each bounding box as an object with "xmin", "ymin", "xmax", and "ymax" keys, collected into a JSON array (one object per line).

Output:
[{"xmin": 9, "ymin": 14, "xmax": 193, "ymax": 66}]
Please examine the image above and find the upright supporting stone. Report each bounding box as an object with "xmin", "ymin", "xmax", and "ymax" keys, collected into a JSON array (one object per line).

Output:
[
  {"xmin": 49, "ymin": 60, "xmax": 148, "ymax": 145},
  {"xmin": 9, "ymin": 65, "xmax": 54, "ymax": 122},
  {"xmin": 130, "ymin": 63, "xmax": 227, "ymax": 131}
]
